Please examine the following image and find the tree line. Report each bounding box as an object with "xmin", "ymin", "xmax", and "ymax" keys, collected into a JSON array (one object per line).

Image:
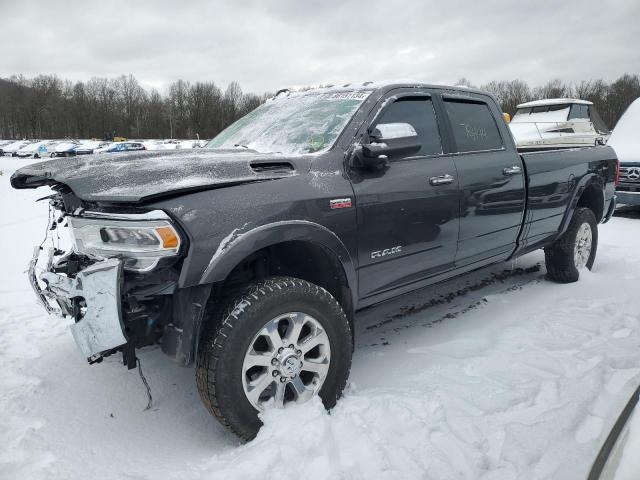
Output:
[
  {"xmin": 0, "ymin": 74, "xmax": 265, "ymax": 140},
  {"xmin": 0, "ymin": 73, "xmax": 638, "ymax": 140}
]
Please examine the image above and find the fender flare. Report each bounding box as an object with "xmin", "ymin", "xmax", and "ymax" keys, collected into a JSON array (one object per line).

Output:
[
  {"xmin": 557, "ymin": 173, "xmax": 605, "ymax": 237},
  {"xmin": 199, "ymin": 220, "xmax": 358, "ymax": 306}
]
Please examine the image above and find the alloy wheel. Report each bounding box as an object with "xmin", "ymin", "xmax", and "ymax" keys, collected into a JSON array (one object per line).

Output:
[
  {"xmin": 241, "ymin": 312, "xmax": 331, "ymax": 411},
  {"xmin": 574, "ymin": 222, "xmax": 592, "ymax": 270}
]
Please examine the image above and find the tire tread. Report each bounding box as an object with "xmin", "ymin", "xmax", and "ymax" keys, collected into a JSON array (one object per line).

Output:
[
  {"xmin": 195, "ymin": 276, "xmax": 351, "ymax": 440},
  {"xmin": 544, "ymin": 207, "xmax": 598, "ymax": 283}
]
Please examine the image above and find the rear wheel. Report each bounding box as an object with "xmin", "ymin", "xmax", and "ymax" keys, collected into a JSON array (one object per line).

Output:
[
  {"xmin": 196, "ymin": 276, "xmax": 352, "ymax": 440},
  {"xmin": 545, "ymin": 207, "xmax": 598, "ymax": 283}
]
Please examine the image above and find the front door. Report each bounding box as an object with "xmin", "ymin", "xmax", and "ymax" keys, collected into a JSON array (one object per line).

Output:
[{"xmin": 350, "ymin": 93, "xmax": 460, "ymax": 299}]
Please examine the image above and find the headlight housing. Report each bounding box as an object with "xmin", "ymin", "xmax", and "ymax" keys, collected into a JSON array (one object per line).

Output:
[{"xmin": 68, "ymin": 211, "xmax": 182, "ymax": 271}]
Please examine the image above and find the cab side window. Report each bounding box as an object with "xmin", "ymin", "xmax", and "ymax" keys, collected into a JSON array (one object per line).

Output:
[
  {"xmin": 373, "ymin": 97, "xmax": 443, "ymax": 157},
  {"xmin": 443, "ymin": 99, "xmax": 504, "ymax": 153}
]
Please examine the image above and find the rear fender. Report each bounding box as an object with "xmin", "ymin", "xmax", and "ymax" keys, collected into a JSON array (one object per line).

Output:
[{"xmin": 557, "ymin": 173, "xmax": 604, "ymax": 237}]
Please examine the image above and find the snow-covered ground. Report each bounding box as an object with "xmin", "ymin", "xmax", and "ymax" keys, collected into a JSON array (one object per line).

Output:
[{"xmin": 1, "ymin": 156, "xmax": 640, "ymax": 480}]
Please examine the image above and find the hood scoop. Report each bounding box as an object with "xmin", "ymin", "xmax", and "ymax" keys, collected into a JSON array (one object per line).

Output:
[{"xmin": 249, "ymin": 161, "xmax": 294, "ymax": 173}]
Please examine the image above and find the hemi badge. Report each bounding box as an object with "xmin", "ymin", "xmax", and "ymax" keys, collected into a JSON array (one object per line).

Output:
[{"xmin": 330, "ymin": 198, "xmax": 352, "ymax": 209}]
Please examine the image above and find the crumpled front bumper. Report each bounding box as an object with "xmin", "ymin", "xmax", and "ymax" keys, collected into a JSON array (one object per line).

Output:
[{"xmin": 30, "ymin": 250, "xmax": 128, "ymax": 361}]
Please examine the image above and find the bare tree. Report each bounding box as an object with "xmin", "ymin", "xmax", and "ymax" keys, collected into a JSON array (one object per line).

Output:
[{"xmin": 0, "ymin": 73, "xmax": 637, "ymax": 140}]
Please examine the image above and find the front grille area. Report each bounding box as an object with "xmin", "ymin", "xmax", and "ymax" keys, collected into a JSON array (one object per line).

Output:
[{"xmin": 620, "ymin": 166, "xmax": 640, "ymax": 183}]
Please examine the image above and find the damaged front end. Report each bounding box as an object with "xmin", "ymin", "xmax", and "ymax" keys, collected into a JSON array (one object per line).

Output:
[
  {"xmin": 30, "ymin": 192, "xmax": 195, "ymax": 369},
  {"xmin": 34, "ymin": 254, "xmax": 126, "ymax": 360}
]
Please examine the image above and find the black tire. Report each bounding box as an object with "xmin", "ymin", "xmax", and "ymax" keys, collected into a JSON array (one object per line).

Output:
[
  {"xmin": 544, "ymin": 207, "xmax": 598, "ymax": 283},
  {"xmin": 196, "ymin": 276, "xmax": 352, "ymax": 440},
  {"xmin": 50, "ymin": 152, "xmax": 56, "ymax": 158}
]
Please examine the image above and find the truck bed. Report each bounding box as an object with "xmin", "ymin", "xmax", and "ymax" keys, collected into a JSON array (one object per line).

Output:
[{"xmin": 516, "ymin": 145, "xmax": 617, "ymax": 254}]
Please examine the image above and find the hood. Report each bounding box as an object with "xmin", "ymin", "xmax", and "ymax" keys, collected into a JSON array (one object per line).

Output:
[{"xmin": 11, "ymin": 149, "xmax": 301, "ymax": 203}]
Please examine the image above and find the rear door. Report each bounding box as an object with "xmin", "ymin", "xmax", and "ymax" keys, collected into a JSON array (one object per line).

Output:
[
  {"xmin": 350, "ymin": 92, "xmax": 460, "ymax": 299},
  {"xmin": 441, "ymin": 96, "xmax": 526, "ymax": 265}
]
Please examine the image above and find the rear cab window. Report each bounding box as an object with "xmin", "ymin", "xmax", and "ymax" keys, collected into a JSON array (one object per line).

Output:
[{"xmin": 443, "ymin": 99, "xmax": 504, "ymax": 152}]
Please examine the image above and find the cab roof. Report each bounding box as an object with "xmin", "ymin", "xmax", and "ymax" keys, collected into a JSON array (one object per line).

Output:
[{"xmin": 272, "ymin": 80, "xmax": 489, "ymax": 99}]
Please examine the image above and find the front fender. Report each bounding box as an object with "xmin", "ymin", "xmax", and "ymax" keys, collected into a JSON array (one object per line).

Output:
[{"xmin": 199, "ymin": 220, "xmax": 358, "ymax": 305}]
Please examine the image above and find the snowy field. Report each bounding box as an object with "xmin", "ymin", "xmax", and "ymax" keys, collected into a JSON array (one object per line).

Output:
[{"xmin": 1, "ymin": 156, "xmax": 640, "ymax": 480}]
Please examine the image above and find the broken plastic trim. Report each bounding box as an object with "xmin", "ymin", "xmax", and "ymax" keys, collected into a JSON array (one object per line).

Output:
[{"xmin": 39, "ymin": 258, "xmax": 128, "ymax": 360}]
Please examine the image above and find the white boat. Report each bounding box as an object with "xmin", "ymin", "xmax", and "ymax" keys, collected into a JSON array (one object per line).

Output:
[{"xmin": 509, "ymin": 98, "xmax": 609, "ymax": 150}]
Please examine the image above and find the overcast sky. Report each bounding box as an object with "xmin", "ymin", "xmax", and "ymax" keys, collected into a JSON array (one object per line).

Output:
[{"xmin": 1, "ymin": 0, "xmax": 638, "ymax": 95}]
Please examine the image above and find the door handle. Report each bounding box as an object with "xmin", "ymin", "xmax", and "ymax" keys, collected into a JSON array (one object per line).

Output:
[
  {"xmin": 429, "ymin": 174, "xmax": 454, "ymax": 186},
  {"xmin": 503, "ymin": 166, "xmax": 522, "ymax": 176}
]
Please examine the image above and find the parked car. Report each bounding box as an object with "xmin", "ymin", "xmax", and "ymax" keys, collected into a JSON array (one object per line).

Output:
[
  {"xmin": 40, "ymin": 140, "xmax": 64, "ymax": 158},
  {"xmin": 96, "ymin": 141, "xmax": 146, "ymax": 153},
  {"xmin": 510, "ymin": 98, "xmax": 610, "ymax": 150},
  {"xmin": 176, "ymin": 140, "xmax": 199, "ymax": 149},
  {"xmin": 11, "ymin": 81, "xmax": 617, "ymax": 440},
  {"xmin": 15, "ymin": 140, "xmax": 53, "ymax": 158},
  {"xmin": 608, "ymin": 97, "xmax": 640, "ymax": 206},
  {"xmin": 74, "ymin": 140, "xmax": 109, "ymax": 155},
  {"xmin": 143, "ymin": 139, "xmax": 180, "ymax": 151},
  {"xmin": 1, "ymin": 140, "xmax": 33, "ymax": 156},
  {"xmin": 50, "ymin": 141, "xmax": 80, "ymax": 157}
]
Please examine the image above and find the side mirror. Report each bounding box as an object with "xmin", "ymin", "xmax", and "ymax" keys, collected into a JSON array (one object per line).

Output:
[
  {"xmin": 351, "ymin": 122, "xmax": 421, "ymax": 169},
  {"xmin": 370, "ymin": 122, "xmax": 418, "ymax": 141}
]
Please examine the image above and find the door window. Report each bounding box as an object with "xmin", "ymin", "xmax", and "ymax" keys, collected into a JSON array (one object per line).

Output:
[
  {"xmin": 373, "ymin": 98, "xmax": 442, "ymax": 157},
  {"xmin": 444, "ymin": 99, "xmax": 504, "ymax": 152}
]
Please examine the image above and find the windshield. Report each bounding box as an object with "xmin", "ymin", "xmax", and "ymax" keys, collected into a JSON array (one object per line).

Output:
[
  {"xmin": 512, "ymin": 104, "xmax": 570, "ymax": 123},
  {"xmin": 206, "ymin": 90, "xmax": 371, "ymax": 154}
]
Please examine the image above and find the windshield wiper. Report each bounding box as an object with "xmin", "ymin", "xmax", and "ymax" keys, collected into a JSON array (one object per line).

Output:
[{"xmin": 234, "ymin": 144, "xmax": 249, "ymax": 149}]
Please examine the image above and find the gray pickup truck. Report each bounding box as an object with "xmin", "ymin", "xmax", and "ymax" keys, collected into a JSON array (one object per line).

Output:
[{"xmin": 11, "ymin": 81, "xmax": 618, "ymax": 439}]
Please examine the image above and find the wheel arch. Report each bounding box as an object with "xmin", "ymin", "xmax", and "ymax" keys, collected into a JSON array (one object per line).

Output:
[
  {"xmin": 200, "ymin": 221, "xmax": 357, "ymax": 303},
  {"xmin": 558, "ymin": 174, "xmax": 605, "ymax": 237},
  {"xmin": 165, "ymin": 222, "xmax": 358, "ymax": 366},
  {"xmin": 201, "ymin": 221, "xmax": 357, "ymax": 345}
]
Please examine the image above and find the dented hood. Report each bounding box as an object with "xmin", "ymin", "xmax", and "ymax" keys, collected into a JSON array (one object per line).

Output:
[{"xmin": 10, "ymin": 149, "xmax": 300, "ymax": 203}]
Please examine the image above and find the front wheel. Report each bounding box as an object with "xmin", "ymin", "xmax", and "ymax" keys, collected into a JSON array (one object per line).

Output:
[
  {"xmin": 545, "ymin": 207, "xmax": 598, "ymax": 283},
  {"xmin": 196, "ymin": 276, "xmax": 352, "ymax": 440}
]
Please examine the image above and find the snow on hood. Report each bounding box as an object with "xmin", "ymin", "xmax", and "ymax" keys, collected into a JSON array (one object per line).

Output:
[
  {"xmin": 10, "ymin": 149, "xmax": 300, "ymax": 203},
  {"xmin": 608, "ymin": 98, "xmax": 640, "ymax": 164}
]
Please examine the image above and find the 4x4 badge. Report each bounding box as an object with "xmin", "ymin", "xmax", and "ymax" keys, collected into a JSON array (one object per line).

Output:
[{"xmin": 330, "ymin": 198, "xmax": 352, "ymax": 209}]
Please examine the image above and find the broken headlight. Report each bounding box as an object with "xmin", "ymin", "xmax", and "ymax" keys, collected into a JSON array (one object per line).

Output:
[{"xmin": 68, "ymin": 211, "xmax": 182, "ymax": 271}]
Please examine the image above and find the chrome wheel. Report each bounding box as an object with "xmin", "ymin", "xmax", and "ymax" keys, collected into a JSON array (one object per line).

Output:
[
  {"xmin": 574, "ymin": 222, "xmax": 592, "ymax": 270},
  {"xmin": 242, "ymin": 312, "xmax": 331, "ymax": 411}
]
